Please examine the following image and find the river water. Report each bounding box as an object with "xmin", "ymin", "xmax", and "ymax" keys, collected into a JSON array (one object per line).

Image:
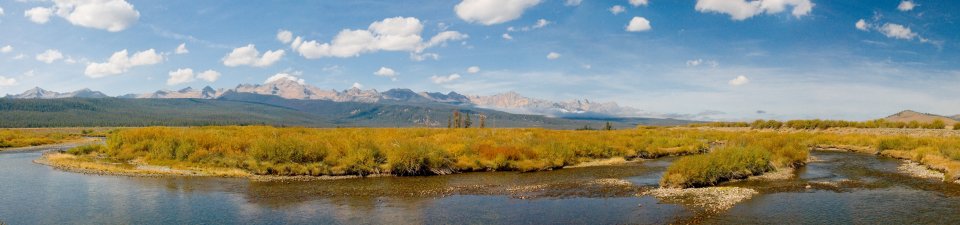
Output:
[{"xmin": 2, "ymin": 149, "xmax": 959, "ymax": 224}]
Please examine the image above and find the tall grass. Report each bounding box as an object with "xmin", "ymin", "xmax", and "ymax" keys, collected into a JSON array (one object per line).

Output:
[
  {"xmin": 0, "ymin": 129, "xmax": 80, "ymax": 148},
  {"xmin": 692, "ymin": 119, "xmax": 952, "ymax": 130},
  {"xmin": 74, "ymin": 126, "xmax": 718, "ymax": 176}
]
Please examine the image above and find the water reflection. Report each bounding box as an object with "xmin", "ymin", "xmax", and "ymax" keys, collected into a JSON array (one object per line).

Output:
[{"xmin": 3, "ymin": 150, "xmax": 960, "ymax": 224}]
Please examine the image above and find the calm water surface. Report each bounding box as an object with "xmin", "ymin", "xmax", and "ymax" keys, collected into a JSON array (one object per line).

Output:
[{"xmin": 2, "ymin": 149, "xmax": 960, "ymax": 224}]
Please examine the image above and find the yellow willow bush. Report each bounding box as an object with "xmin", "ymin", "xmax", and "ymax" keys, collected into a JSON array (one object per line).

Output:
[{"xmin": 84, "ymin": 126, "xmax": 715, "ymax": 176}]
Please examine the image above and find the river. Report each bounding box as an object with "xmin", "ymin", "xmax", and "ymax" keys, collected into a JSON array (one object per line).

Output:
[{"xmin": 2, "ymin": 148, "xmax": 959, "ymax": 224}]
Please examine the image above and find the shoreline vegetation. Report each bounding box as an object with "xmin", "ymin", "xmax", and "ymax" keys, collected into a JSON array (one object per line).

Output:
[
  {"xmin": 0, "ymin": 128, "xmax": 110, "ymax": 150},
  {"xmin": 30, "ymin": 122, "xmax": 960, "ymax": 188}
]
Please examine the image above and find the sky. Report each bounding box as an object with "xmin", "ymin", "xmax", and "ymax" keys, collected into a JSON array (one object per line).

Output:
[{"xmin": 0, "ymin": 0, "xmax": 958, "ymax": 121}]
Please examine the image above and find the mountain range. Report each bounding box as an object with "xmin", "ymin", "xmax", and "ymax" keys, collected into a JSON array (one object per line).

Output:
[{"xmin": 6, "ymin": 77, "xmax": 653, "ymax": 119}]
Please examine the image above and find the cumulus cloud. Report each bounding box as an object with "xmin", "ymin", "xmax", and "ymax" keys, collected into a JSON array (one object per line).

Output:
[
  {"xmin": 855, "ymin": 19, "xmax": 870, "ymax": 31},
  {"xmin": 24, "ymin": 7, "xmax": 53, "ymax": 24},
  {"xmin": 455, "ymin": 0, "xmax": 542, "ymax": 25},
  {"xmin": 0, "ymin": 6, "xmax": 4, "ymax": 16},
  {"xmin": 629, "ymin": 0, "xmax": 648, "ymax": 7},
  {"xmin": 686, "ymin": 59, "xmax": 703, "ymax": 66},
  {"xmin": 374, "ymin": 67, "xmax": 397, "ymax": 80},
  {"xmin": 564, "ymin": 0, "xmax": 582, "ymax": 6},
  {"xmin": 165, "ymin": 68, "xmax": 219, "ymax": 85},
  {"xmin": 351, "ymin": 82, "xmax": 363, "ymax": 89},
  {"xmin": 729, "ymin": 75, "xmax": 749, "ymax": 86},
  {"xmin": 897, "ymin": 1, "xmax": 916, "ymax": 11},
  {"xmin": 467, "ymin": 66, "xmax": 480, "ymax": 74},
  {"xmin": 609, "ymin": 5, "xmax": 626, "ymax": 15},
  {"xmin": 30, "ymin": 0, "xmax": 140, "ymax": 31},
  {"xmin": 431, "ymin": 73, "xmax": 461, "ymax": 84},
  {"xmin": 265, "ymin": 72, "xmax": 305, "ymax": 84},
  {"xmin": 695, "ymin": 0, "xmax": 814, "ymax": 21},
  {"xmin": 197, "ymin": 70, "xmax": 220, "ymax": 82},
  {"xmin": 167, "ymin": 68, "xmax": 194, "ymax": 85},
  {"xmin": 276, "ymin": 29, "xmax": 293, "ymax": 44},
  {"xmin": 35, "ymin": 49, "xmax": 64, "ymax": 64},
  {"xmin": 84, "ymin": 49, "xmax": 164, "ymax": 78},
  {"xmin": 502, "ymin": 33, "xmax": 513, "ymax": 40},
  {"xmin": 174, "ymin": 43, "xmax": 188, "ymax": 54},
  {"xmin": 222, "ymin": 44, "xmax": 284, "ymax": 67},
  {"xmin": 0, "ymin": 76, "xmax": 17, "ymax": 86},
  {"xmin": 546, "ymin": 52, "xmax": 561, "ymax": 60},
  {"xmin": 626, "ymin": 16, "xmax": 651, "ymax": 32},
  {"xmin": 288, "ymin": 17, "xmax": 467, "ymax": 59},
  {"xmin": 1, "ymin": 45, "xmax": 12, "ymax": 53},
  {"xmin": 879, "ymin": 23, "xmax": 917, "ymax": 40}
]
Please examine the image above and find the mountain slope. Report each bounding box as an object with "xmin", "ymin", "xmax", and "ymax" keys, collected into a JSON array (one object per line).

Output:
[
  {"xmin": 884, "ymin": 110, "xmax": 959, "ymax": 124},
  {"xmin": 6, "ymin": 87, "xmax": 109, "ymax": 99}
]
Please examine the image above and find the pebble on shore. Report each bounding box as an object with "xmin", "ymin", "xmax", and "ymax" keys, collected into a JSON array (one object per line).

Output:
[
  {"xmin": 898, "ymin": 160, "xmax": 945, "ymax": 180},
  {"xmin": 642, "ymin": 187, "xmax": 758, "ymax": 212}
]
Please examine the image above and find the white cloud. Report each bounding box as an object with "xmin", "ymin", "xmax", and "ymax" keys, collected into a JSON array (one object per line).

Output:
[
  {"xmin": 265, "ymin": 72, "xmax": 305, "ymax": 84},
  {"xmin": 410, "ymin": 52, "xmax": 439, "ymax": 61},
  {"xmin": 0, "ymin": 6, "xmax": 4, "ymax": 16},
  {"xmin": 533, "ymin": 19, "xmax": 550, "ymax": 28},
  {"xmin": 23, "ymin": 70, "xmax": 36, "ymax": 77},
  {"xmin": 564, "ymin": 0, "xmax": 582, "ymax": 6},
  {"xmin": 729, "ymin": 75, "xmax": 749, "ymax": 86},
  {"xmin": 687, "ymin": 59, "xmax": 719, "ymax": 67},
  {"xmin": 50, "ymin": 0, "xmax": 140, "ymax": 32},
  {"xmin": 626, "ymin": 16, "xmax": 651, "ymax": 32},
  {"xmin": 175, "ymin": 43, "xmax": 188, "ymax": 54},
  {"xmin": 897, "ymin": 1, "xmax": 916, "ymax": 11},
  {"xmin": 0, "ymin": 76, "xmax": 17, "ymax": 86},
  {"xmin": 276, "ymin": 29, "xmax": 293, "ymax": 44},
  {"xmin": 629, "ymin": 0, "xmax": 648, "ymax": 7},
  {"xmin": 0, "ymin": 45, "xmax": 12, "ymax": 53},
  {"xmin": 35, "ymin": 49, "xmax": 63, "ymax": 64},
  {"xmin": 84, "ymin": 49, "xmax": 164, "ymax": 78},
  {"xmin": 454, "ymin": 0, "xmax": 542, "ymax": 25},
  {"xmin": 695, "ymin": 0, "xmax": 814, "ymax": 21},
  {"xmin": 373, "ymin": 67, "xmax": 397, "ymax": 80},
  {"xmin": 879, "ymin": 23, "xmax": 917, "ymax": 40},
  {"xmin": 855, "ymin": 19, "xmax": 870, "ymax": 31},
  {"xmin": 222, "ymin": 44, "xmax": 284, "ymax": 67},
  {"xmin": 289, "ymin": 17, "xmax": 467, "ymax": 59},
  {"xmin": 431, "ymin": 73, "xmax": 461, "ymax": 84},
  {"xmin": 167, "ymin": 68, "xmax": 194, "ymax": 85},
  {"xmin": 351, "ymin": 82, "xmax": 363, "ymax": 89},
  {"xmin": 197, "ymin": 70, "xmax": 220, "ymax": 82},
  {"xmin": 546, "ymin": 52, "xmax": 561, "ymax": 60},
  {"xmin": 467, "ymin": 66, "xmax": 480, "ymax": 74},
  {"xmin": 24, "ymin": 7, "xmax": 53, "ymax": 24},
  {"xmin": 502, "ymin": 33, "xmax": 513, "ymax": 40},
  {"xmin": 12, "ymin": 54, "xmax": 25, "ymax": 60},
  {"xmin": 609, "ymin": 5, "xmax": 626, "ymax": 15}
]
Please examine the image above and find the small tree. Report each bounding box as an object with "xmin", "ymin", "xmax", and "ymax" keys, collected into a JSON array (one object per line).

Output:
[
  {"xmin": 447, "ymin": 116, "xmax": 452, "ymax": 128},
  {"xmin": 464, "ymin": 113, "xmax": 473, "ymax": 128},
  {"xmin": 479, "ymin": 113, "xmax": 487, "ymax": 128},
  {"xmin": 453, "ymin": 110, "xmax": 462, "ymax": 128},
  {"xmin": 604, "ymin": 121, "xmax": 614, "ymax": 130}
]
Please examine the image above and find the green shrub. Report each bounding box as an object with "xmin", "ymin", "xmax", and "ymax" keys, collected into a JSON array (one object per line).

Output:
[{"xmin": 661, "ymin": 146, "xmax": 772, "ymax": 188}]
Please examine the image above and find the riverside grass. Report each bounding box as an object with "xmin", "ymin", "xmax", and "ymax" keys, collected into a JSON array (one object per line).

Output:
[
  {"xmin": 66, "ymin": 126, "xmax": 712, "ymax": 177},
  {"xmin": 0, "ymin": 129, "xmax": 83, "ymax": 149},
  {"xmin": 59, "ymin": 126, "xmax": 960, "ymax": 188}
]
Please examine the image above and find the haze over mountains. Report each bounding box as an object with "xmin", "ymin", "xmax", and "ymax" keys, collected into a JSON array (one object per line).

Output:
[{"xmin": 7, "ymin": 77, "xmax": 652, "ymax": 119}]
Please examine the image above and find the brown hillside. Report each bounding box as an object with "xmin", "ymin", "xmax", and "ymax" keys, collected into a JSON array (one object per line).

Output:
[{"xmin": 885, "ymin": 110, "xmax": 959, "ymax": 124}]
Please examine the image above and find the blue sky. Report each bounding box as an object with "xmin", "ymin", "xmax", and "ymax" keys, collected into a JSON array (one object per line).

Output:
[{"xmin": 0, "ymin": 0, "xmax": 958, "ymax": 120}]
